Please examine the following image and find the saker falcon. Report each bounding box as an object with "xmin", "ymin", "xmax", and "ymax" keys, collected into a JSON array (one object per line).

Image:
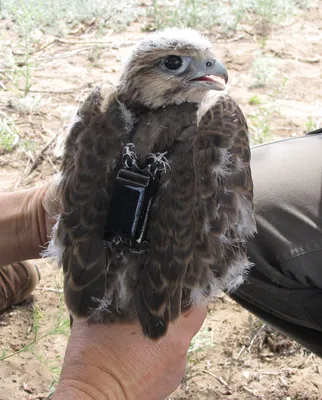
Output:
[{"xmin": 47, "ymin": 28, "xmax": 256, "ymax": 339}]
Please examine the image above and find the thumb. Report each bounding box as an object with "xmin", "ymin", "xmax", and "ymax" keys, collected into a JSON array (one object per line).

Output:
[{"xmin": 42, "ymin": 180, "xmax": 61, "ymax": 219}]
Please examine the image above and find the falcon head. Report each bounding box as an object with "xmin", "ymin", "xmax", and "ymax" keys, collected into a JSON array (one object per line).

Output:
[{"xmin": 118, "ymin": 28, "xmax": 228, "ymax": 109}]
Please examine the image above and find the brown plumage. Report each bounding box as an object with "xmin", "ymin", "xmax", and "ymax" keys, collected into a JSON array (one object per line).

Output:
[{"xmin": 48, "ymin": 28, "xmax": 256, "ymax": 339}]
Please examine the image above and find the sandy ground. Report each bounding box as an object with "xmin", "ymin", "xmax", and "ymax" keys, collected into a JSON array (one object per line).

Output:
[{"xmin": 0, "ymin": 4, "xmax": 322, "ymax": 399}]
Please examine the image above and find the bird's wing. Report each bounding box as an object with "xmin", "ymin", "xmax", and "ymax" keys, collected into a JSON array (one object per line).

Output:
[
  {"xmin": 191, "ymin": 93, "xmax": 256, "ymax": 295},
  {"xmin": 62, "ymin": 83, "xmax": 116, "ymax": 172},
  {"xmin": 54, "ymin": 83, "xmax": 132, "ymax": 318}
]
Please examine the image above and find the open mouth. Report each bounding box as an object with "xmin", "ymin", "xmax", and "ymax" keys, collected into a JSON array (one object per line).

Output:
[{"xmin": 190, "ymin": 75, "xmax": 226, "ymax": 89}]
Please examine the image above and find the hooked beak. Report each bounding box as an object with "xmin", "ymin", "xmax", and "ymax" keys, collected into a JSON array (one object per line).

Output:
[{"xmin": 189, "ymin": 58, "xmax": 228, "ymax": 91}]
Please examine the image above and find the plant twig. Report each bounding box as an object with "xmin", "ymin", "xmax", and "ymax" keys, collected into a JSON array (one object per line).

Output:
[
  {"xmin": 236, "ymin": 323, "xmax": 266, "ymax": 359},
  {"xmin": 35, "ymin": 287, "xmax": 63, "ymax": 293},
  {"xmin": 46, "ymin": 155, "xmax": 60, "ymax": 173},
  {"xmin": 27, "ymin": 134, "xmax": 58, "ymax": 175},
  {"xmin": 12, "ymin": 40, "xmax": 56, "ymax": 56},
  {"xmin": 37, "ymin": 45, "xmax": 110, "ymax": 62},
  {"xmin": 304, "ymin": 352, "xmax": 313, "ymax": 365},
  {"xmin": 32, "ymin": 40, "xmax": 57, "ymax": 54},
  {"xmin": 202, "ymin": 370, "xmax": 232, "ymax": 391},
  {"xmin": 236, "ymin": 345, "xmax": 246, "ymax": 359},
  {"xmin": 243, "ymin": 386, "xmax": 264, "ymax": 398},
  {"xmin": 297, "ymin": 56, "xmax": 321, "ymax": 64},
  {"xmin": 28, "ymin": 394, "xmax": 49, "ymax": 400},
  {"xmin": 248, "ymin": 324, "xmax": 266, "ymax": 352},
  {"xmin": 18, "ymin": 88, "xmax": 78, "ymax": 94},
  {"xmin": 56, "ymin": 38, "xmax": 113, "ymax": 45},
  {"xmin": 226, "ymin": 34, "xmax": 244, "ymax": 42}
]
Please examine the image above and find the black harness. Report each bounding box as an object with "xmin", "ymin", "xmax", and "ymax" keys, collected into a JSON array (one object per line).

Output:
[{"xmin": 103, "ymin": 144, "xmax": 169, "ymax": 254}]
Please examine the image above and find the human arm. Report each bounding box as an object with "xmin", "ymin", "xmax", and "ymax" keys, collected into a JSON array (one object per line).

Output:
[{"xmin": 0, "ymin": 186, "xmax": 48, "ymax": 267}]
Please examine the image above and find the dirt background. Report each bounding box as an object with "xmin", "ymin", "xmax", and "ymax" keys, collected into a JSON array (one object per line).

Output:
[{"xmin": 1, "ymin": 3, "xmax": 322, "ymax": 399}]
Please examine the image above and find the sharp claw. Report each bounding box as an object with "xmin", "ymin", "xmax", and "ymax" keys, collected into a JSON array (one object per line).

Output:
[
  {"xmin": 147, "ymin": 152, "xmax": 171, "ymax": 173},
  {"xmin": 123, "ymin": 143, "xmax": 138, "ymax": 168}
]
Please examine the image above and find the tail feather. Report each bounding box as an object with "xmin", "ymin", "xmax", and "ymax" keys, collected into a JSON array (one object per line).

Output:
[
  {"xmin": 64, "ymin": 271, "xmax": 106, "ymax": 318},
  {"xmin": 134, "ymin": 259, "xmax": 184, "ymax": 340},
  {"xmin": 134, "ymin": 283, "xmax": 169, "ymax": 340}
]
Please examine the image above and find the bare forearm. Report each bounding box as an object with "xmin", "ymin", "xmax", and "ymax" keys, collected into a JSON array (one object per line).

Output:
[{"xmin": 0, "ymin": 187, "xmax": 48, "ymax": 267}]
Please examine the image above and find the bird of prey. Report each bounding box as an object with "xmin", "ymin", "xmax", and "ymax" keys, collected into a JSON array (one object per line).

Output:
[{"xmin": 47, "ymin": 28, "xmax": 256, "ymax": 339}]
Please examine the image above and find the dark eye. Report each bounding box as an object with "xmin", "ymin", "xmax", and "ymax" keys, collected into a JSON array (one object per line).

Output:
[{"xmin": 164, "ymin": 55, "xmax": 183, "ymax": 70}]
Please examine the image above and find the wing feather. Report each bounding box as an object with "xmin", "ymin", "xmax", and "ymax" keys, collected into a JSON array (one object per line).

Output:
[
  {"xmin": 56, "ymin": 84, "xmax": 131, "ymax": 318},
  {"xmin": 192, "ymin": 93, "xmax": 256, "ymax": 294},
  {"xmin": 133, "ymin": 125, "xmax": 197, "ymax": 338}
]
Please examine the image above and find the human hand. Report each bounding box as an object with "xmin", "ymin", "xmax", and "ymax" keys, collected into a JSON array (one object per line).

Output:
[
  {"xmin": 0, "ymin": 178, "xmax": 62, "ymax": 267},
  {"xmin": 52, "ymin": 304, "xmax": 207, "ymax": 400},
  {"xmin": 42, "ymin": 178, "xmax": 61, "ymax": 238},
  {"xmin": 22, "ymin": 179, "xmax": 61, "ymax": 260}
]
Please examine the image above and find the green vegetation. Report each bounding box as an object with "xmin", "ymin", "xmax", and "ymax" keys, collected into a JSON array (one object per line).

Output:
[
  {"xmin": 248, "ymin": 95, "xmax": 262, "ymax": 105},
  {"xmin": 189, "ymin": 326, "xmax": 214, "ymax": 356},
  {"xmin": 0, "ymin": 0, "xmax": 140, "ymax": 34},
  {"xmin": 0, "ymin": 113, "xmax": 20, "ymax": 153},
  {"xmin": 0, "ymin": 273, "xmax": 69, "ymax": 393},
  {"xmin": 248, "ymin": 75, "xmax": 289, "ymax": 144},
  {"xmin": 1, "ymin": 0, "xmax": 309, "ymax": 35},
  {"xmin": 250, "ymin": 55, "xmax": 279, "ymax": 88},
  {"xmin": 145, "ymin": 0, "xmax": 308, "ymax": 33},
  {"xmin": 305, "ymin": 115, "xmax": 319, "ymax": 132}
]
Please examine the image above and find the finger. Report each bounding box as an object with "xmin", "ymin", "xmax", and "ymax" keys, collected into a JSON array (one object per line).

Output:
[{"xmin": 43, "ymin": 182, "xmax": 61, "ymax": 217}]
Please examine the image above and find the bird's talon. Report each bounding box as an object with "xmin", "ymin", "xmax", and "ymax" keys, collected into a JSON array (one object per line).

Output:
[
  {"xmin": 147, "ymin": 152, "xmax": 171, "ymax": 173},
  {"xmin": 123, "ymin": 143, "xmax": 138, "ymax": 169}
]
